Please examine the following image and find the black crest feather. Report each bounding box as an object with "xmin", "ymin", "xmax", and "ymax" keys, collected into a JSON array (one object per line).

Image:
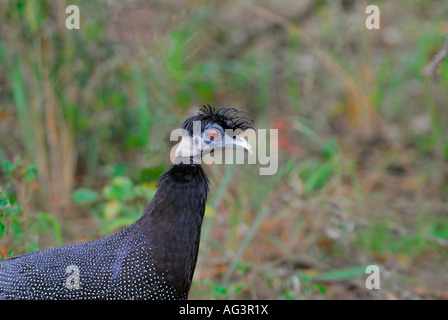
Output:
[
  {"xmin": 181, "ymin": 105, "xmax": 254, "ymax": 135},
  {"xmin": 199, "ymin": 105, "xmax": 255, "ymax": 131},
  {"xmin": 181, "ymin": 106, "xmax": 254, "ymax": 134}
]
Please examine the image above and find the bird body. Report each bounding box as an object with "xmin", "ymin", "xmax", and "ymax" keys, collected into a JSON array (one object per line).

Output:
[
  {"xmin": 0, "ymin": 106, "xmax": 253, "ymax": 300},
  {"xmin": 1, "ymin": 164, "xmax": 208, "ymax": 300}
]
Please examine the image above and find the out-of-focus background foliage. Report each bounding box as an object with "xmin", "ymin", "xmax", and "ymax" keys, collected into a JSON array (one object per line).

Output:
[{"xmin": 1, "ymin": 0, "xmax": 448, "ymax": 299}]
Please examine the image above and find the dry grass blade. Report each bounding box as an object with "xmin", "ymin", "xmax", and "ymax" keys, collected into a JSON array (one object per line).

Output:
[{"xmin": 422, "ymin": 36, "xmax": 448, "ymax": 82}]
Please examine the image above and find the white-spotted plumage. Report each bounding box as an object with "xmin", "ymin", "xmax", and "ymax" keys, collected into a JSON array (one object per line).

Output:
[{"xmin": 0, "ymin": 224, "xmax": 184, "ymax": 300}]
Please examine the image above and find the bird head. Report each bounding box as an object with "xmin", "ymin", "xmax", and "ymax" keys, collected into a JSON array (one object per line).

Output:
[{"xmin": 174, "ymin": 106, "xmax": 254, "ymax": 163}]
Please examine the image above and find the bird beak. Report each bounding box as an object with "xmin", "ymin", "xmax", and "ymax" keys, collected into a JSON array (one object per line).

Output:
[{"xmin": 231, "ymin": 134, "xmax": 253, "ymax": 154}]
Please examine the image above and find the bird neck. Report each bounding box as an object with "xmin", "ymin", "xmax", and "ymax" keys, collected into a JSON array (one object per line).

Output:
[
  {"xmin": 135, "ymin": 164, "xmax": 209, "ymax": 295},
  {"xmin": 138, "ymin": 164, "xmax": 209, "ymax": 229}
]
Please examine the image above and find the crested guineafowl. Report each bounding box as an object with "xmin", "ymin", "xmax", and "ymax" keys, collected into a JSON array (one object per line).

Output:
[{"xmin": 0, "ymin": 106, "xmax": 254, "ymax": 300}]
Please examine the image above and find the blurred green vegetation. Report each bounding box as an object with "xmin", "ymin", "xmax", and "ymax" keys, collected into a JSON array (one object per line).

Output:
[{"xmin": 1, "ymin": 0, "xmax": 448, "ymax": 299}]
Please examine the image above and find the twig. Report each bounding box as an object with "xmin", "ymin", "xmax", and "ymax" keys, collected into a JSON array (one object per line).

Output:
[
  {"xmin": 422, "ymin": 36, "xmax": 448, "ymax": 82},
  {"xmin": 424, "ymin": 234, "xmax": 448, "ymax": 249}
]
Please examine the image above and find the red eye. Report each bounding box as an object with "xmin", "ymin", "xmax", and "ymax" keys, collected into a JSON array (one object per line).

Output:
[{"xmin": 209, "ymin": 129, "xmax": 218, "ymax": 139}]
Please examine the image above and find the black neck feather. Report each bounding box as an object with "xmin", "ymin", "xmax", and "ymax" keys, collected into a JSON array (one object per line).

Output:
[{"xmin": 136, "ymin": 164, "xmax": 209, "ymax": 297}]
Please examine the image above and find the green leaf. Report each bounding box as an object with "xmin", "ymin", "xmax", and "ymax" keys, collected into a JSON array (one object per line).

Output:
[
  {"xmin": 12, "ymin": 60, "xmax": 34, "ymax": 158},
  {"xmin": 2, "ymin": 160, "xmax": 12, "ymax": 173},
  {"xmin": 102, "ymin": 176, "xmax": 134, "ymax": 201},
  {"xmin": 1, "ymin": 206, "xmax": 17, "ymax": 215},
  {"xmin": 0, "ymin": 223, "xmax": 5, "ymax": 238},
  {"xmin": 212, "ymin": 284, "xmax": 227, "ymax": 296},
  {"xmin": 112, "ymin": 164, "xmax": 127, "ymax": 177},
  {"xmin": 301, "ymin": 160, "xmax": 334, "ymax": 194},
  {"xmin": 140, "ymin": 165, "xmax": 167, "ymax": 183},
  {"xmin": 313, "ymin": 283, "xmax": 327, "ymax": 294},
  {"xmin": 72, "ymin": 188, "xmax": 100, "ymax": 205},
  {"xmin": 24, "ymin": 165, "xmax": 38, "ymax": 180},
  {"xmin": 322, "ymin": 139, "xmax": 339, "ymax": 159},
  {"xmin": 37, "ymin": 212, "xmax": 63, "ymax": 246},
  {"xmin": 204, "ymin": 204, "xmax": 217, "ymax": 218},
  {"xmin": 314, "ymin": 266, "xmax": 368, "ymax": 281},
  {"xmin": 0, "ymin": 197, "xmax": 9, "ymax": 208},
  {"xmin": 166, "ymin": 30, "xmax": 191, "ymax": 72},
  {"xmin": 233, "ymin": 284, "xmax": 245, "ymax": 294},
  {"xmin": 133, "ymin": 184, "xmax": 157, "ymax": 201},
  {"xmin": 103, "ymin": 200, "xmax": 122, "ymax": 221},
  {"xmin": 443, "ymin": 140, "xmax": 448, "ymax": 160},
  {"xmin": 131, "ymin": 65, "xmax": 150, "ymax": 148}
]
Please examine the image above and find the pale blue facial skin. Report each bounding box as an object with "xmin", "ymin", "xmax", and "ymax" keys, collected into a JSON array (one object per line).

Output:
[{"xmin": 174, "ymin": 121, "xmax": 252, "ymax": 162}]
